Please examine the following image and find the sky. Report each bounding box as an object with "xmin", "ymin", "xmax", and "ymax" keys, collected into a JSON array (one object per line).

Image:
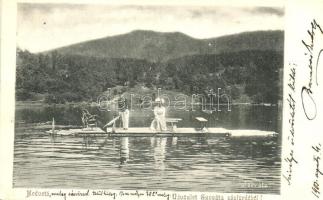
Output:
[{"xmin": 17, "ymin": 3, "xmax": 285, "ymax": 53}]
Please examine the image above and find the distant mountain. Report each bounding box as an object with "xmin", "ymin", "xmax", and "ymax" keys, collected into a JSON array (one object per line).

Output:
[{"xmin": 46, "ymin": 30, "xmax": 284, "ymax": 62}]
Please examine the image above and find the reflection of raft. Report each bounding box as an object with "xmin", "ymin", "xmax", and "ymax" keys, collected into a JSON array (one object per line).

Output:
[{"xmin": 46, "ymin": 127, "xmax": 278, "ymax": 137}]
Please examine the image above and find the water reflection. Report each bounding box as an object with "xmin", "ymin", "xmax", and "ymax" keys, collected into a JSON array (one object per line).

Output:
[
  {"xmin": 14, "ymin": 132, "xmax": 281, "ymax": 193},
  {"xmin": 14, "ymin": 104, "xmax": 281, "ymax": 193},
  {"xmin": 120, "ymin": 137, "xmax": 129, "ymax": 165},
  {"xmin": 152, "ymin": 138, "xmax": 167, "ymax": 170},
  {"xmin": 195, "ymin": 136, "xmax": 209, "ymax": 147},
  {"xmin": 80, "ymin": 136, "xmax": 108, "ymax": 150},
  {"xmin": 82, "ymin": 136, "xmax": 94, "ymax": 149},
  {"xmin": 171, "ymin": 137, "xmax": 177, "ymax": 146},
  {"xmin": 49, "ymin": 134, "xmax": 58, "ymax": 143}
]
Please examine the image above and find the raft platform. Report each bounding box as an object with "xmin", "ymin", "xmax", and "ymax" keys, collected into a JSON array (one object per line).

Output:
[{"xmin": 47, "ymin": 127, "xmax": 277, "ymax": 138}]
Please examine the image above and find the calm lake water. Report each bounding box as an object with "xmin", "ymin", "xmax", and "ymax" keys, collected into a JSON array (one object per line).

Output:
[{"xmin": 14, "ymin": 104, "xmax": 281, "ymax": 194}]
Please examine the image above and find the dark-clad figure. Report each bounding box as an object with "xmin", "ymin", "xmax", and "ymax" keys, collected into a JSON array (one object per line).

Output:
[{"xmin": 117, "ymin": 92, "xmax": 129, "ymax": 130}]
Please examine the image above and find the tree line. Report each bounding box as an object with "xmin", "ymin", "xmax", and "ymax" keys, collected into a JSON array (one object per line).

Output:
[{"xmin": 16, "ymin": 48, "xmax": 283, "ymax": 104}]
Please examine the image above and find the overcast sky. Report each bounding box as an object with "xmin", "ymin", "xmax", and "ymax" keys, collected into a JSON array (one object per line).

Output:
[{"xmin": 17, "ymin": 4, "xmax": 284, "ymax": 53}]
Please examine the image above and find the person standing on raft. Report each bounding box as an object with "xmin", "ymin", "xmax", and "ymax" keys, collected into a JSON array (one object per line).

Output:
[
  {"xmin": 150, "ymin": 98, "xmax": 167, "ymax": 131},
  {"xmin": 117, "ymin": 92, "xmax": 129, "ymax": 130}
]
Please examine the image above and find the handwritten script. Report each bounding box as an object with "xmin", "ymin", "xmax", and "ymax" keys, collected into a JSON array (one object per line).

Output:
[
  {"xmin": 301, "ymin": 19, "xmax": 323, "ymax": 120},
  {"xmin": 283, "ymin": 63, "xmax": 298, "ymax": 185},
  {"xmin": 312, "ymin": 143, "xmax": 323, "ymax": 199}
]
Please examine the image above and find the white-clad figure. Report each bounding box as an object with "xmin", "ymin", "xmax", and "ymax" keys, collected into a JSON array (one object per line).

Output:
[
  {"xmin": 150, "ymin": 98, "xmax": 167, "ymax": 131},
  {"xmin": 120, "ymin": 109, "xmax": 129, "ymax": 129}
]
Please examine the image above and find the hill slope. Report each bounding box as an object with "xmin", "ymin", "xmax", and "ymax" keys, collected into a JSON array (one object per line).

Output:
[
  {"xmin": 47, "ymin": 30, "xmax": 284, "ymax": 62},
  {"xmin": 17, "ymin": 30, "xmax": 284, "ymax": 103}
]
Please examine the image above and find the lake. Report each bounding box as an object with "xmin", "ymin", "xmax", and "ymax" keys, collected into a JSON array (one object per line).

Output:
[{"xmin": 13, "ymin": 104, "xmax": 281, "ymax": 194}]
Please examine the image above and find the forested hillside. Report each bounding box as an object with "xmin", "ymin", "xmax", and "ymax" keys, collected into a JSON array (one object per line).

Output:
[{"xmin": 16, "ymin": 30, "xmax": 283, "ymax": 104}]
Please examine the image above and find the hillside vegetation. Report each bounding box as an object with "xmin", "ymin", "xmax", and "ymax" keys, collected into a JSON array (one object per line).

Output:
[{"xmin": 16, "ymin": 30, "xmax": 284, "ymax": 104}]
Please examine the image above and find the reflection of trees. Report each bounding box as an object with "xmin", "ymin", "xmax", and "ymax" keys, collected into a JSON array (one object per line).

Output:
[
  {"xmin": 16, "ymin": 105, "xmax": 82, "ymax": 125},
  {"xmin": 218, "ymin": 137, "xmax": 280, "ymax": 162},
  {"xmin": 238, "ymin": 106, "xmax": 248, "ymax": 129},
  {"xmin": 204, "ymin": 105, "xmax": 278, "ymax": 132},
  {"xmin": 244, "ymin": 106, "xmax": 274, "ymax": 131},
  {"xmin": 213, "ymin": 105, "xmax": 247, "ymax": 129}
]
